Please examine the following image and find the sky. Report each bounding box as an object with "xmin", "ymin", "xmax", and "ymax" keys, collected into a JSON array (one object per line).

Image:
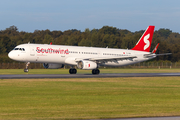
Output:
[{"xmin": 1, "ymin": 0, "xmax": 180, "ymax": 33}]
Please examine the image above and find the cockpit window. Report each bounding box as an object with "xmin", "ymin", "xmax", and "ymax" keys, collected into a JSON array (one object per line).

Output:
[
  {"xmin": 13, "ymin": 48, "xmax": 25, "ymax": 51},
  {"xmin": 14, "ymin": 48, "xmax": 19, "ymax": 50}
]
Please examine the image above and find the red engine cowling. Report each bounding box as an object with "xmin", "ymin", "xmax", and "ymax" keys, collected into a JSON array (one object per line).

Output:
[
  {"xmin": 43, "ymin": 63, "xmax": 64, "ymax": 69},
  {"xmin": 77, "ymin": 60, "xmax": 97, "ymax": 70}
]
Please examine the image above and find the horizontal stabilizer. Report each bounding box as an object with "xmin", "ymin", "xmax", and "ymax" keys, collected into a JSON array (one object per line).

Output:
[
  {"xmin": 144, "ymin": 53, "xmax": 172, "ymax": 58},
  {"xmin": 155, "ymin": 53, "xmax": 172, "ymax": 56}
]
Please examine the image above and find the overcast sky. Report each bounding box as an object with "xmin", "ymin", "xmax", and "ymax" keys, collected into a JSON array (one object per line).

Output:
[{"xmin": 1, "ymin": 0, "xmax": 180, "ymax": 33}]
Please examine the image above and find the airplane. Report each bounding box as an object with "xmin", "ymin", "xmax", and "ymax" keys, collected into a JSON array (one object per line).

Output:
[{"xmin": 8, "ymin": 26, "xmax": 171, "ymax": 74}]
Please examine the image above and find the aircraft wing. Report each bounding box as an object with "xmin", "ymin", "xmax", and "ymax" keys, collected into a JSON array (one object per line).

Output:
[{"xmin": 75, "ymin": 56, "xmax": 137, "ymax": 63}]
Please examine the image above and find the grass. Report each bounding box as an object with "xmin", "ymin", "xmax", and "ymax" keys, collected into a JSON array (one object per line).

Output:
[
  {"xmin": 0, "ymin": 68, "xmax": 180, "ymax": 74},
  {"xmin": 1, "ymin": 77, "xmax": 180, "ymax": 119}
]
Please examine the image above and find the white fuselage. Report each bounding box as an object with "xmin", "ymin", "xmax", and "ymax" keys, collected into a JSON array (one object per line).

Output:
[{"xmin": 8, "ymin": 43, "xmax": 155, "ymax": 67}]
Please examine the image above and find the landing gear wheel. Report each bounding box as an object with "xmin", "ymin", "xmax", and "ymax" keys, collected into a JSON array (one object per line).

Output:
[
  {"xmin": 92, "ymin": 69, "xmax": 100, "ymax": 75},
  {"xmin": 69, "ymin": 68, "xmax": 77, "ymax": 74},
  {"xmin": 24, "ymin": 68, "xmax": 29, "ymax": 72}
]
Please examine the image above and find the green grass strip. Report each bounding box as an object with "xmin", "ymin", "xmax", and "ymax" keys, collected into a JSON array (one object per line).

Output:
[{"xmin": 0, "ymin": 77, "xmax": 180, "ymax": 119}]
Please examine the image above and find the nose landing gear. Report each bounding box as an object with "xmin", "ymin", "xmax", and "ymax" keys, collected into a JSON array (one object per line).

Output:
[{"xmin": 24, "ymin": 62, "xmax": 30, "ymax": 72}]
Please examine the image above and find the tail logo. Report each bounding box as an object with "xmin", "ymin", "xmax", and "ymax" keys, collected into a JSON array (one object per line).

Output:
[
  {"xmin": 131, "ymin": 26, "xmax": 155, "ymax": 52},
  {"xmin": 144, "ymin": 34, "xmax": 150, "ymax": 50}
]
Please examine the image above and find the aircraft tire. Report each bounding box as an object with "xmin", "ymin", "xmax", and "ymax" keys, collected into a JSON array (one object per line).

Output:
[
  {"xmin": 92, "ymin": 69, "xmax": 100, "ymax": 75},
  {"xmin": 72, "ymin": 69, "xmax": 77, "ymax": 74},
  {"xmin": 24, "ymin": 69, "xmax": 29, "ymax": 72},
  {"xmin": 69, "ymin": 68, "xmax": 77, "ymax": 74}
]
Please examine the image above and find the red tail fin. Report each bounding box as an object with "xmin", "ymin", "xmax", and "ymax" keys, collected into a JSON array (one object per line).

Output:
[{"xmin": 131, "ymin": 26, "xmax": 155, "ymax": 52}]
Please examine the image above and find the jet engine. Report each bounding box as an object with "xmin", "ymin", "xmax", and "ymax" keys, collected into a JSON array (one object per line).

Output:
[
  {"xmin": 77, "ymin": 60, "xmax": 97, "ymax": 70},
  {"xmin": 43, "ymin": 63, "xmax": 64, "ymax": 69}
]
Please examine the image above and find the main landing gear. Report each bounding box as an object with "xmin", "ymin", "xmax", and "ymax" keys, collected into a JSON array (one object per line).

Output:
[
  {"xmin": 69, "ymin": 68, "xmax": 77, "ymax": 74},
  {"xmin": 69, "ymin": 68, "xmax": 100, "ymax": 75},
  {"xmin": 24, "ymin": 62, "xmax": 30, "ymax": 72},
  {"xmin": 92, "ymin": 69, "xmax": 100, "ymax": 75}
]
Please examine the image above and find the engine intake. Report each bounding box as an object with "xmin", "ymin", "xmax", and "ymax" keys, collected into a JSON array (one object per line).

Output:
[{"xmin": 77, "ymin": 60, "xmax": 97, "ymax": 70}]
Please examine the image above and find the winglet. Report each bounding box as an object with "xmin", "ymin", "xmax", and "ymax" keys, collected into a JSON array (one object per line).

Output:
[
  {"xmin": 152, "ymin": 43, "xmax": 159, "ymax": 53},
  {"xmin": 131, "ymin": 26, "xmax": 155, "ymax": 52}
]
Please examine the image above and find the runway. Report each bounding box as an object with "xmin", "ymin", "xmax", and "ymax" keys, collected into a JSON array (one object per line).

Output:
[{"xmin": 1, "ymin": 73, "xmax": 180, "ymax": 79}]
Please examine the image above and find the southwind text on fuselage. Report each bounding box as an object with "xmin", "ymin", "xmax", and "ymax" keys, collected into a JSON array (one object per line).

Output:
[{"xmin": 36, "ymin": 47, "xmax": 69, "ymax": 54}]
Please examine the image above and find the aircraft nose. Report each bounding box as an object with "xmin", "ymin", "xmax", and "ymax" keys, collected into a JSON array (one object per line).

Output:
[{"xmin": 8, "ymin": 51, "xmax": 15, "ymax": 60}]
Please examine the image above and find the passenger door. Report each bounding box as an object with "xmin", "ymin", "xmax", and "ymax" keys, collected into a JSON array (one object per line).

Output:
[{"xmin": 30, "ymin": 46, "xmax": 35, "ymax": 56}]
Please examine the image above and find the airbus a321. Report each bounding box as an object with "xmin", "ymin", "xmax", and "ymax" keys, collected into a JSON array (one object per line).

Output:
[{"xmin": 8, "ymin": 26, "xmax": 171, "ymax": 74}]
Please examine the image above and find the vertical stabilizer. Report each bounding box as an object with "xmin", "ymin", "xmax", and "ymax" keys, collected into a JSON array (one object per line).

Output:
[{"xmin": 131, "ymin": 26, "xmax": 155, "ymax": 52}]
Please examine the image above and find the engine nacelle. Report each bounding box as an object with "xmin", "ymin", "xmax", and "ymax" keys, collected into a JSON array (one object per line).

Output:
[
  {"xmin": 77, "ymin": 60, "xmax": 97, "ymax": 70},
  {"xmin": 43, "ymin": 63, "xmax": 64, "ymax": 69}
]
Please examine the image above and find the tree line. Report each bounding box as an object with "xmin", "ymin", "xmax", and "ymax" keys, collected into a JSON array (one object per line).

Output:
[{"xmin": 0, "ymin": 25, "xmax": 179, "ymax": 63}]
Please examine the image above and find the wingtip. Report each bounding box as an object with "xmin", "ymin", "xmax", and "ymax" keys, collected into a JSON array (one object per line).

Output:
[{"xmin": 152, "ymin": 43, "xmax": 159, "ymax": 53}]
